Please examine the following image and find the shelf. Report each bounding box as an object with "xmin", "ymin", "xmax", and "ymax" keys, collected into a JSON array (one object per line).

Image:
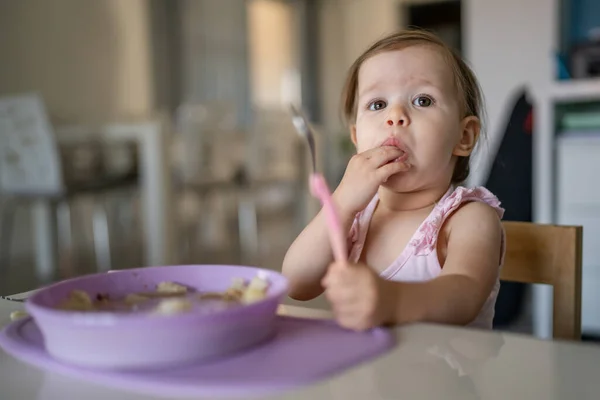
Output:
[{"xmin": 548, "ymin": 78, "xmax": 600, "ymax": 102}]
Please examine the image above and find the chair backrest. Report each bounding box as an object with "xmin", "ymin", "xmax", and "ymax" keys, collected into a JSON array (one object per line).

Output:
[
  {"xmin": 500, "ymin": 221, "xmax": 582, "ymax": 340},
  {"xmin": 174, "ymin": 102, "xmax": 240, "ymax": 183},
  {"xmin": 246, "ymin": 108, "xmax": 302, "ymax": 180},
  {"xmin": 0, "ymin": 93, "xmax": 64, "ymax": 196}
]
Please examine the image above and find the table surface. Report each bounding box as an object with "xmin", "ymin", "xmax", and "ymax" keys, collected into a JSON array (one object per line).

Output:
[{"xmin": 2, "ymin": 293, "xmax": 600, "ymax": 400}]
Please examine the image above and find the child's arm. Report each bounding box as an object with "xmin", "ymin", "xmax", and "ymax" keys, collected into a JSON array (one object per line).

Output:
[
  {"xmin": 322, "ymin": 201, "xmax": 503, "ymax": 329},
  {"xmin": 281, "ymin": 197, "xmax": 356, "ymax": 301},
  {"xmin": 282, "ymin": 146, "xmax": 409, "ymax": 301},
  {"xmin": 392, "ymin": 201, "xmax": 503, "ymax": 325}
]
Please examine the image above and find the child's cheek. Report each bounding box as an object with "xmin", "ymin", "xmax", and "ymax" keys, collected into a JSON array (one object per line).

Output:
[{"xmin": 354, "ymin": 130, "xmax": 376, "ymax": 153}]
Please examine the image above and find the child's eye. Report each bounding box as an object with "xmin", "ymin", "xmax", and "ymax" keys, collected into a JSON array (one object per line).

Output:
[
  {"xmin": 412, "ymin": 95, "xmax": 434, "ymax": 107},
  {"xmin": 368, "ymin": 100, "xmax": 387, "ymax": 111}
]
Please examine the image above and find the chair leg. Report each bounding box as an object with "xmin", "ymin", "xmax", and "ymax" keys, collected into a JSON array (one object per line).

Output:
[
  {"xmin": 111, "ymin": 191, "xmax": 133, "ymax": 266},
  {"xmin": 31, "ymin": 200, "xmax": 59, "ymax": 284},
  {"xmin": 237, "ymin": 191, "xmax": 258, "ymax": 265},
  {"xmin": 56, "ymin": 200, "xmax": 74, "ymax": 278},
  {"xmin": 0, "ymin": 199, "xmax": 16, "ymax": 274},
  {"xmin": 111, "ymin": 188, "xmax": 140, "ymax": 267},
  {"xmin": 182, "ymin": 224, "xmax": 198, "ymax": 263},
  {"xmin": 193, "ymin": 191, "xmax": 210, "ymax": 259},
  {"xmin": 115, "ymin": 191, "xmax": 136, "ymax": 234},
  {"xmin": 124, "ymin": 192, "xmax": 139, "ymax": 267},
  {"xmin": 92, "ymin": 199, "xmax": 112, "ymax": 272},
  {"xmin": 128, "ymin": 189, "xmax": 142, "ymax": 265}
]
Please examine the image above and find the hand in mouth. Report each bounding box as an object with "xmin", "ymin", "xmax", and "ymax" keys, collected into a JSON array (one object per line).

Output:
[{"xmin": 380, "ymin": 137, "xmax": 409, "ymax": 164}]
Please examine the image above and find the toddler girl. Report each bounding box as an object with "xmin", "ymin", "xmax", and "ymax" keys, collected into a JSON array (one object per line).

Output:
[{"xmin": 282, "ymin": 29, "xmax": 505, "ymax": 331}]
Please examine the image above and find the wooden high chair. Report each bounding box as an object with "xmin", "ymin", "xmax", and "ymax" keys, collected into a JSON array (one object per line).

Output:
[{"xmin": 500, "ymin": 221, "xmax": 583, "ymax": 341}]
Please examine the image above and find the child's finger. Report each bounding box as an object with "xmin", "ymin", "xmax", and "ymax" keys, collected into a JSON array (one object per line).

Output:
[
  {"xmin": 325, "ymin": 278, "xmax": 355, "ymax": 304},
  {"xmin": 323, "ymin": 262, "xmax": 365, "ymax": 291},
  {"xmin": 378, "ymin": 160, "xmax": 411, "ymax": 182},
  {"xmin": 329, "ymin": 260, "xmax": 349, "ymax": 270},
  {"xmin": 335, "ymin": 309, "xmax": 370, "ymax": 332},
  {"xmin": 365, "ymin": 146, "xmax": 406, "ymax": 168}
]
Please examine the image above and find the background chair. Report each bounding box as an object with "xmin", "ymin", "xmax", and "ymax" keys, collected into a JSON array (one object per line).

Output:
[
  {"xmin": 0, "ymin": 93, "xmax": 138, "ymax": 282},
  {"xmin": 171, "ymin": 103, "xmax": 304, "ymax": 266}
]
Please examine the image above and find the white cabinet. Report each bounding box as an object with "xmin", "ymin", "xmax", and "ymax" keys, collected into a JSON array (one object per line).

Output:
[{"xmin": 556, "ymin": 135, "xmax": 600, "ymax": 334}]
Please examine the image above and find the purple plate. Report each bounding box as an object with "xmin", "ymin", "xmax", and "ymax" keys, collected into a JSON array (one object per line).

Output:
[
  {"xmin": 1, "ymin": 316, "xmax": 395, "ymax": 398},
  {"xmin": 25, "ymin": 264, "xmax": 288, "ymax": 370}
]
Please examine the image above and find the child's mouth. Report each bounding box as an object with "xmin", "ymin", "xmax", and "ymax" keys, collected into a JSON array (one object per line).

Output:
[{"xmin": 380, "ymin": 137, "xmax": 409, "ymax": 163}]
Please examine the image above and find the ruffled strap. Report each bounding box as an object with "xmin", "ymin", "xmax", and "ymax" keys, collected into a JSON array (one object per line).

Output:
[{"xmin": 408, "ymin": 186, "xmax": 505, "ymax": 256}]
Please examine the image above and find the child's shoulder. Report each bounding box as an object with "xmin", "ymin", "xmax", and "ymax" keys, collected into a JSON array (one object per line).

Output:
[
  {"xmin": 443, "ymin": 186, "xmax": 504, "ymax": 237},
  {"xmin": 441, "ymin": 186, "xmax": 504, "ymax": 219},
  {"xmin": 451, "ymin": 199, "xmax": 502, "ymax": 225},
  {"xmin": 439, "ymin": 187, "xmax": 506, "ymax": 274}
]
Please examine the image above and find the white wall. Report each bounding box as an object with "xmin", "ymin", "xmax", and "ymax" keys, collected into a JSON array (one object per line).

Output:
[
  {"xmin": 464, "ymin": 0, "xmax": 555, "ymax": 186},
  {"xmin": 0, "ymin": 0, "xmax": 155, "ymax": 124}
]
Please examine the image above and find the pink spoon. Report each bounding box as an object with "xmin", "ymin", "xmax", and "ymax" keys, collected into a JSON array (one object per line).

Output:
[{"xmin": 290, "ymin": 105, "xmax": 347, "ymax": 263}]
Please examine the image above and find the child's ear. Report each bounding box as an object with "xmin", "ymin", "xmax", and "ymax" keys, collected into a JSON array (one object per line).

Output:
[
  {"xmin": 350, "ymin": 125, "xmax": 358, "ymax": 146},
  {"xmin": 453, "ymin": 116, "xmax": 480, "ymax": 157}
]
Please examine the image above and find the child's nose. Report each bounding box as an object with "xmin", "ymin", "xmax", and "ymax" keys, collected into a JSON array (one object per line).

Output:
[
  {"xmin": 386, "ymin": 106, "xmax": 409, "ymax": 126},
  {"xmin": 386, "ymin": 118, "xmax": 406, "ymax": 126}
]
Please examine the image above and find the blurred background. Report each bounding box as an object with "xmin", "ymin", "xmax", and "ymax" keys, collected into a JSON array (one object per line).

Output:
[{"xmin": 1, "ymin": 0, "xmax": 600, "ymax": 339}]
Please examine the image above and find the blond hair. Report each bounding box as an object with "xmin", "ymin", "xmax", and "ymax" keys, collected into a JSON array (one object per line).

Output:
[{"xmin": 341, "ymin": 29, "xmax": 484, "ymax": 184}]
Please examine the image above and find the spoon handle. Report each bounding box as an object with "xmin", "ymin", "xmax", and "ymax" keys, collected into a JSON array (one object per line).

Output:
[{"xmin": 309, "ymin": 174, "xmax": 348, "ymax": 263}]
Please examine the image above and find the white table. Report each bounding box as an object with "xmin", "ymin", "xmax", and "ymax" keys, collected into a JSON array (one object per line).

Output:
[
  {"xmin": 31, "ymin": 120, "xmax": 176, "ymax": 281},
  {"xmin": 2, "ymin": 295, "xmax": 600, "ymax": 399}
]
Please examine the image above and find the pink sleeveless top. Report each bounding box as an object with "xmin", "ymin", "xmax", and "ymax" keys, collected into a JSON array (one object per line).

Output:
[{"xmin": 347, "ymin": 186, "xmax": 505, "ymax": 329}]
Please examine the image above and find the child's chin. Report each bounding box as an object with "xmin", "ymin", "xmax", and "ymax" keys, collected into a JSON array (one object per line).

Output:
[{"xmin": 381, "ymin": 172, "xmax": 409, "ymax": 189}]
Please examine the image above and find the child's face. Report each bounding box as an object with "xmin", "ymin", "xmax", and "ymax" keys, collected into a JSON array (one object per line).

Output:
[{"xmin": 351, "ymin": 45, "xmax": 479, "ymax": 190}]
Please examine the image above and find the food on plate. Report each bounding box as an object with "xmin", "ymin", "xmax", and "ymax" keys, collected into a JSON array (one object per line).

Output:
[
  {"xmin": 124, "ymin": 293, "xmax": 149, "ymax": 305},
  {"xmin": 223, "ymin": 277, "xmax": 246, "ymax": 300},
  {"xmin": 156, "ymin": 281, "xmax": 188, "ymax": 294},
  {"xmin": 58, "ymin": 290, "xmax": 94, "ymax": 311},
  {"xmin": 242, "ymin": 275, "xmax": 269, "ymax": 304},
  {"xmin": 53, "ymin": 273, "xmax": 271, "ymax": 315},
  {"xmin": 154, "ymin": 298, "xmax": 193, "ymax": 315}
]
